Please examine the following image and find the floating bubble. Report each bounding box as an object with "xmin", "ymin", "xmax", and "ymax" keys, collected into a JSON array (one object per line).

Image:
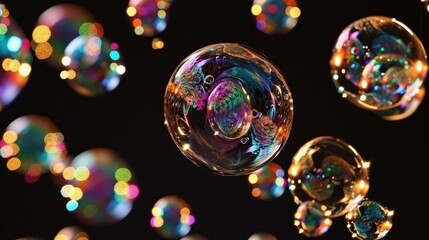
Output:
[
  {"xmin": 287, "ymin": 136, "xmax": 370, "ymax": 217},
  {"xmin": 60, "ymin": 36, "xmax": 126, "ymax": 97},
  {"xmin": 127, "ymin": 0, "xmax": 173, "ymax": 37},
  {"xmin": 248, "ymin": 161, "xmax": 285, "ymax": 200},
  {"xmin": 60, "ymin": 148, "xmax": 139, "ymax": 225},
  {"xmin": 54, "ymin": 226, "xmax": 89, "ymax": 240},
  {"xmin": 294, "ymin": 200, "xmax": 332, "ymax": 237},
  {"xmin": 180, "ymin": 234, "xmax": 209, "ymax": 240},
  {"xmin": 0, "ymin": 4, "xmax": 33, "ymax": 112},
  {"xmin": 330, "ymin": 16, "xmax": 428, "ymax": 120},
  {"xmin": 150, "ymin": 195, "xmax": 195, "ymax": 239},
  {"xmin": 248, "ymin": 232, "xmax": 278, "ymax": 240},
  {"xmin": 164, "ymin": 43, "xmax": 293, "ymax": 176},
  {"xmin": 251, "ymin": 0, "xmax": 300, "ymax": 35},
  {"xmin": 346, "ymin": 199, "xmax": 394, "ymax": 240},
  {"xmin": 0, "ymin": 115, "xmax": 67, "ymax": 183}
]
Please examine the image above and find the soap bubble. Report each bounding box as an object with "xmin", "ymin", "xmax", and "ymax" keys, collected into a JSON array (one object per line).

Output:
[
  {"xmin": 0, "ymin": 115, "xmax": 67, "ymax": 183},
  {"xmin": 346, "ymin": 199, "xmax": 394, "ymax": 240},
  {"xmin": 180, "ymin": 234, "xmax": 209, "ymax": 240},
  {"xmin": 287, "ymin": 136, "xmax": 370, "ymax": 217},
  {"xmin": 248, "ymin": 161, "xmax": 286, "ymax": 200},
  {"xmin": 248, "ymin": 232, "xmax": 278, "ymax": 240},
  {"xmin": 330, "ymin": 16, "xmax": 428, "ymax": 120},
  {"xmin": 164, "ymin": 43, "xmax": 293, "ymax": 176},
  {"xmin": 60, "ymin": 148, "xmax": 139, "ymax": 225},
  {"xmin": 150, "ymin": 195, "xmax": 195, "ymax": 239},
  {"xmin": 0, "ymin": 4, "xmax": 33, "ymax": 112},
  {"xmin": 294, "ymin": 200, "xmax": 332, "ymax": 237},
  {"xmin": 251, "ymin": 0, "xmax": 300, "ymax": 34},
  {"xmin": 54, "ymin": 226, "xmax": 89, "ymax": 240}
]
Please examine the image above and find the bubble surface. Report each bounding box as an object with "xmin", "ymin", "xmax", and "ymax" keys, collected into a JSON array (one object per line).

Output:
[
  {"xmin": 251, "ymin": 0, "xmax": 300, "ymax": 34},
  {"xmin": 248, "ymin": 161, "xmax": 285, "ymax": 200},
  {"xmin": 294, "ymin": 200, "xmax": 332, "ymax": 237},
  {"xmin": 248, "ymin": 232, "xmax": 278, "ymax": 240},
  {"xmin": 180, "ymin": 234, "xmax": 209, "ymax": 240},
  {"xmin": 164, "ymin": 43, "xmax": 293, "ymax": 176},
  {"xmin": 287, "ymin": 136, "xmax": 369, "ymax": 217}
]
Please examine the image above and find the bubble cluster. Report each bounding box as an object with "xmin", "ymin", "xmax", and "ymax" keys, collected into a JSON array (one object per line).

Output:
[
  {"xmin": 294, "ymin": 200, "xmax": 332, "ymax": 237},
  {"xmin": 330, "ymin": 16, "xmax": 428, "ymax": 120},
  {"xmin": 0, "ymin": 4, "xmax": 33, "ymax": 112},
  {"xmin": 248, "ymin": 161, "xmax": 286, "ymax": 200},
  {"xmin": 164, "ymin": 43, "xmax": 293, "ymax": 176},
  {"xmin": 287, "ymin": 136, "xmax": 370, "ymax": 217},
  {"xmin": 150, "ymin": 195, "xmax": 195, "ymax": 239}
]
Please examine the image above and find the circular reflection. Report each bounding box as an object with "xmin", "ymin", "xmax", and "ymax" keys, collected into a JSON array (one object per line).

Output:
[
  {"xmin": 150, "ymin": 195, "xmax": 195, "ymax": 239},
  {"xmin": 164, "ymin": 43, "xmax": 293, "ymax": 176},
  {"xmin": 0, "ymin": 4, "xmax": 33, "ymax": 112},
  {"xmin": 0, "ymin": 114, "xmax": 67, "ymax": 183},
  {"xmin": 346, "ymin": 199, "xmax": 394, "ymax": 240},
  {"xmin": 248, "ymin": 232, "xmax": 277, "ymax": 240},
  {"xmin": 54, "ymin": 226, "xmax": 89, "ymax": 240},
  {"xmin": 251, "ymin": 0, "xmax": 300, "ymax": 34},
  {"xmin": 127, "ymin": 0, "xmax": 173, "ymax": 37},
  {"xmin": 287, "ymin": 136, "xmax": 369, "ymax": 217},
  {"xmin": 248, "ymin": 161, "xmax": 285, "ymax": 200},
  {"xmin": 294, "ymin": 200, "xmax": 332, "ymax": 237},
  {"xmin": 330, "ymin": 16, "xmax": 428, "ymax": 120},
  {"xmin": 180, "ymin": 234, "xmax": 209, "ymax": 240},
  {"xmin": 60, "ymin": 148, "xmax": 139, "ymax": 225},
  {"xmin": 61, "ymin": 36, "xmax": 126, "ymax": 97}
]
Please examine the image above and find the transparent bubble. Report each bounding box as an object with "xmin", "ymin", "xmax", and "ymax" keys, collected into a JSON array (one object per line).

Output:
[
  {"xmin": 150, "ymin": 195, "xmax": 195, "ymax": 239},
  {"xmin": 180, "ymin": 234, "xmax": 209, "ymax": 240},
  {"xmin": 248, "ymin": 161, "xmax": 285, "ymax": 200},
  {"xmin": 127, "ymin": 0, "xmax": 173, "ymax": 37},
  {"xmin": 60, "ymin": 148, "xmax": 139, "ymax": 225},
  {"xmin": 248, "ymin": 232, "xmax": 278, "ymax": 240},
  {"xmin": 0, "ymin": 115, "xmax": 68, "ymax": 183},
  {"xmin": 294, "ymin": 200, "xmax": 332, "ymax": 237},
  {"xmin": 0, "ymin": 4, "xmax": 33, "ymax": 112},
  {"xmin": 251, "ymin": 0, "xmax": 300, "ymax": 35},
  {"xmin": 346, "ymin": 199, "xmax": 394, "ymax": 240},
  {"xmin": 287, "ymin": 136, "xmax": 370, "ymax": 217},
  {"xmin": 330, "ymin": 16, "xmax": 428, "ymax": 120},
  {"xmin": 164, "ymin": 43, "xmax": 293, "ymax": 176},
  {"xmin": 61, "ymin": 36, "xmax": 126, "ymax": 97},
  {"xmin": 54, "ymin": 226, "xmax": 89, "ymax": 240}
]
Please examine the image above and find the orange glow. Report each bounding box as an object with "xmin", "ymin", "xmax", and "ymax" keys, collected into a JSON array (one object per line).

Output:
[
  {"xmin": 126, "ymin": 6, "xmax": 137, "ymax": 17},
  {"xmin": 152, "ymin": 217, "xmax": 164, "ymax": 227},
  {"xmin": 132, "ymin": 18, "xmax": 142, "ymax": 28},
  {"xmin": 3, "ymin": 130, "xmax": 17, "ymax": 144},
  {"xmin": 251, "ymin": 188, "xmax": 261, "ymax": 197},
  {"xmin": 180, "ymin": 207, "xmax": 190, "ymax": 215},
  {"xmin": 63, "ymin": 166, "xmax": 75, "ymax": 180},
  {"xmin": 251, "ymin": 5, "xmax": 262, "ymax": 16},
  {"xmin": 32, "ymin": 25, "xmax": 51, "ymax": 43},
  {"xmin": 248, "ymin": 174, "xmax": 258, "ymax": 184},
  {"xmin": 6, "ymin": 157, "xmax": 21, "ymax": 171},
  {"xmin": 152, "ymin": 206, "xmax": 163, "ymax": 217},
  {"xmin": 2, "ymin": 58, "xmax": 11, "ymax": 71},
  {"xmin": 19, "ymin": 63, "xmax": 32, "ymax": 77},
  {"xmin": 35, "ymin": 42, "xmax": 53, "ymax": 60}
]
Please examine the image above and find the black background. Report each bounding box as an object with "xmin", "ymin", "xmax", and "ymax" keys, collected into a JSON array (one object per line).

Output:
[{"xmin": 1, "ymin": 0, "xmax": 428, "ymax": 239}]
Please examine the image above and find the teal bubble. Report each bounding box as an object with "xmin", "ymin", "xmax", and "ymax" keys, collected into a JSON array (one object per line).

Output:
[
  {"xmin": 294, "ymin": 200, "xmax": 332, "ymax": 237},
  {"xmin": 248, "ymin": 161, "xmax": 285, "ymax": 200}
]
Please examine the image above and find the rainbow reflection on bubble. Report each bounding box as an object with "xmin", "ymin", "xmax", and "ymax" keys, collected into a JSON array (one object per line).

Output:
[
  {"xmin": 60, "ymin": 148, "xmax": 139, "ymax": 225},
  {"xmin": 127, "ymin": 0, "xmax": 173, "ymax": 37},
  {"xmin": 248, "ymin": 232, "xmax": 278, "ymax": 240},
  {"xmin": 0, "ymin": 4, "xmax": 33, "ymax": 112},
  {"xmin": 287, "ymin": 136, "xmax": 370, "ymax": 218},
  {"xmin": 248, "ymin": 161, "xmax": 285, "ymax": 200},
  {"xmin": 294, "ymin": 200, "xmax": 332, "ymax": 237},
  {"xmin": 346, "ymin": 199, "xmax": 394, "ymax": 240},
  {"xmin": 54, "ymin": 226, "xmax": 89, "ymax": 240},
  {"xmin": 0, "ymin": 115, "xmax": 67, "ymax": 183},
  {"xmin": 150, "ymin": 195, "xmax": 195, "ymax": 239},
  {"xmin": 60, "ymin": 36, "xmax": 126, "ymax": 97},
  {"xmin": 251, "ymin": 0, "xmax": 300, "ymax": 35},
  {"xmin": 164, "ymin": 43, "xmax": 293, "ymax": 176},
  {"xmin": 330, "ymin": 16, "xmax": 428, "ymax": 120}
]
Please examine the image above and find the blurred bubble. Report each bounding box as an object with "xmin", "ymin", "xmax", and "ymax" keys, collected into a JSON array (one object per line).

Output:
[
  {"xmin": 164, "ymin": 43, "xmax": 293, "ymax": 176},
  {"xmin": 60, "ymin": 148, "xmax": 139, "ymax": 225},
  {"xmin": 248, "ymin": 161, "xmax": 285, "ymax": 200},
  {"xmin": 294, "ymin": 200, "xmax": 332, "ymax": 237},
  {"xmin": 248, "ymin": 232, "xmax": 277, "ymax": 240},
  {"xmin": 330, "ymin": 16, "xmax": 428, "ymax": 120},
  {"xmin": 346, "ymin": 199, "xmax": 394, "ymax": 240},
  {"xmin": 180, "ymin": 234, "xmax": 209, "ymax": 240},
  {"xmin": 150, "ymin": 195, "xmax": 195, "ymax": 239},
  {"xmin": 33, "ymin": 3, "xmax": 97, "ymax": 68},
  {"xmin": 251, "ymin": 0, "xmax": 300, "ymax": 34},
  {"xmin": 287, "ymin": 136, "xmax": 370, "ymax": 217},
  {"xmin": 152, "ymin": 37, "xmax": 164, "ymax": 50},
  {"xmin": 60, "ymin": 36, "xmax": 125, "ymax": 97},
  {"xmin": 0, "ymin": 4, "xmax": 33, "ymax": 112},
  {"xmin": 423, "ymin": 0, "xmax": 429, "ymax": 13},
  {"xmin": 0, "ymin": 114, "xmax": 68, "ymax": 183},
  {"xmin": 127, "ymin": 0, "xmax": 173, "ymax": 37},
  {"xmin": 54, "ymin": 226, "xmax": 89, "ymax": 240}
]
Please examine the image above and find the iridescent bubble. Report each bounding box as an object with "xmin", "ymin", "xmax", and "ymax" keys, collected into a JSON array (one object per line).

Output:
[
  {"xmin": 127, "ymin": 0, "xmax": 173, "ymax": 37},
  {"xmin": 251, "ymin": 0, "xmax": 300, "ymax": 35},
  {"xmin": 287, "ymin": 136, "xmax": 370, "ymax": 217},
  {"xmin": 60, "ymin": 148, "xmax": 139, "ymax": 225},
  {"xmin": 248, "ymin": 161, "xmax": 286, "ymax": 200},
  {"xmin": 164, "ymin": 43, "xmax": 293, "ymax": 176},
  {"xmin": 248, "ymin": 232, "xmax": 278, "ymax": 240},
  {"xmin": 180, "ymin": 234, "xmax": 209, "ymax": 240},
  {"xmin": 60, "ymin": 36, "xmax": 126, "ymax": 97},
  {"xmin": 294, "ymin": 200, "xmax": 332, "ymax": 237},
  {"xmin": 150, "ymin": 195, "xmax": 195, "ymax": 239},
  {"xmin": 330, "ymin": 16, "xmax": 428, "ymax": 120},
  {"xmin": 0, "ymin": 4, "xmax": 33, "ymax": 112},
  {"xmin": 54, "ymin": 226, "xmax": 89, "ymax": 240},
  {"xmin": 0, "ymin": 115, "xmax": 67, "ymax": 183},
  {"xmin": 346, "ymin": 199, "xmax": 394, "ymax": 240}
]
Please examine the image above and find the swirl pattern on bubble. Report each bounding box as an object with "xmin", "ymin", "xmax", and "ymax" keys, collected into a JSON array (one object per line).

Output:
[{"xmin": 164, "ymin": 43, "xmax": 293, "ymax": 176}]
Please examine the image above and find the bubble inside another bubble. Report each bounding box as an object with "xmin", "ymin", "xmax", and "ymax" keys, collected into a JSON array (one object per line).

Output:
[
  {"xmin": 164, "ymin": 43, "xmax": 293, "ymax": 176},
  {"xmin": 294, "ymin": 200, "xmax": 332, "ymax": 237},
  {"xmin": 248, "ymin": 161, "xmax": 285, "ymax": 200}
]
